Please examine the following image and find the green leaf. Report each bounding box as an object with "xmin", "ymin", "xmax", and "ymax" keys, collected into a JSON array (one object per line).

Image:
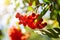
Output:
[
  {"xmin": 0, "ymin": 30, "xmax": 2, "ymax": 37},
  {"xmin": 23, "ymin": 0, "xmax": 39, "ymax": 6},
  {"xmin": 0, "ymin": 30, "xmax": 3, "ymax": 39},
  {"xmin": 25, "ymin": 26, "xmax": 51, "ymax": 40},
  {"xmin": 16, "ymin": 3, "xmax": 20, "ymax": 8},
  {"xmin": 41, "ymin": 28, "xmax": 60, "ymax": 38},
  {"xmin": 32, "ymin": 1, "xmax": 36, "ymax": 6},
  {"xmin": 43, "ymin": 0, "xmax": 51, "ymax": 4},
  {"xmin": 6, "ymin": 16, "xmax": 11, "ymax": 25},
  {"xmin": 28, "ymin": 31, "xmax": 52, "ymax": 40},
  {"xmin": 14, "ymin": 3, "xmax": 20, "ymax": 11},
  {"xmin": 57, "ymin": 0, "xmax": 60, "ymax": 5},
  {"xmin": 57, "ymin": 13, "xmax": 60, "ymax": 26},
  {"xmin": 37, "ymin": 5, "xmax": 50, "ymax": 20},
  {"xmin": 50, "ymin": 10, "xmax": 58, "ymax": 20}
]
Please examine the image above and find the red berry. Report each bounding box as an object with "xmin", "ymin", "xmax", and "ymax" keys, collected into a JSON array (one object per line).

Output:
[
  {"xmin": 36, "ymin": 14, "xmax": 40, "ymax": 18},
  {"xmin": 42, "ymin": 22, "xmax": 47, "ymax": 27},
  {"xmin": 32, "ymin": 13, "xmax": 36, "ymax": 17},
  {"xmin": 36, "ymin": 18, "xmax": 43, "ymax": 24},
  {"xmin": 8, "ymin": 26, "xmax": 30, "ymax": 40},
  {"xmin": 37, "ymin": 22, "xmax": 47, "ymax": 29},
  {"xmin": 15, "ymin": 13, "xmax": 47, "ymax": 29},
  {"xmin": 16, "ymin": 12, "xmax": 20, "ymax": 18},
  {"xmin": 28, "ymin": 22, "xmax": 36, "ymax": 29},
  {"xmin": 8, "ymin": 26, "xmax": 22, "ymax": 40}
]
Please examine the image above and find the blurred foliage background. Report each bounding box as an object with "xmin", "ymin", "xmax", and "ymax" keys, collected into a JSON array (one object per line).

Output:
[{"xmin": 0, "ymin": 0, "xmax": 60, "ymax": 40}]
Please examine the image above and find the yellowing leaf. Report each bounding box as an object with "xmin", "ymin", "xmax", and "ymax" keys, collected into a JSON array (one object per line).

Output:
[
  {"xmin": 32, "ymin": 1, "xmax": 36, "ymax": 6},
  {"xmin": 14, "ymin": 3, "xmax": 20, "ymax": 11},
  {"xmin": 16, "ymin": 22, "xmax": 20, "ymax": 29},
  {"xmin": 53, "ymin": 20, "xmax": 59, "ymax": 27},
  {"xmin": 28, "ymin": 6, "xmax": 33, "ymax": 11},
  {"xmin": 16, "ymin": 3, "xmax": 20, "ymax": 8},
  {"xmin": 4, "ymin": 0, "xmax": 10, "ymax": 6},
  {"xmin": 6, "ymin": 16, "xmax": 11, "ymax": 25}
]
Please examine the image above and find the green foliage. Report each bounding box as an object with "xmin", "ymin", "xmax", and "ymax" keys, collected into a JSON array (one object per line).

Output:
[
  {"xmin": 0, "ymin": 30, "xmax": 2, "ymax": 37},
  {"xmin": 41, "ymin": 28, "xmax": 60, "ymax": 38},
  {"xmin": 28, "ymin": 32, "xmax": 51, "ymax": 40},
  {"xmin": 57, "ymin": 13, "xmax": 60, "ymax": 26},
  {"xmin": 23, "ymin": 0, "xmax": 40, "ymax": 6},
  {"xmin": 27, "ymin": 6, "xmax": 33, "ymax": 11},
  {"xmin": 0, "ymin": 30, "xmax": 3, "ymax": 40},
  {"xmin": 43, "ymin": 0, "xmax": 51, "ymax": 4},
  {"xmin": 24, "ymin": 0, "xmax": 60, "ymax": 38},
  {"xmin": 14, "ymin": 3, "xmax": 20, "ymax": 11},
  {"xmin": 50, "ymin": 10, "xmax": 58, "ymax": 20},
  {"xmin": 57, "ymin": 0, "xmax": 60, "ymax": 5},
  {"xmin": 25, "ymin": 26, "xmax": 51, "ymax": 40},
  {"xmin": 37, "ymin": 5, "xmax": 50, "ymax": 20}
]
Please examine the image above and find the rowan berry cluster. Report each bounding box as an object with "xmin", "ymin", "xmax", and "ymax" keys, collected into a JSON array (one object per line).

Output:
[
  {"xmin": 8, "ymin": 26, "xmax": 30, "ymax": 40},
  {"xmin": 16, "ymin": 12, "xmax": 47, "ymax": 29}
]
